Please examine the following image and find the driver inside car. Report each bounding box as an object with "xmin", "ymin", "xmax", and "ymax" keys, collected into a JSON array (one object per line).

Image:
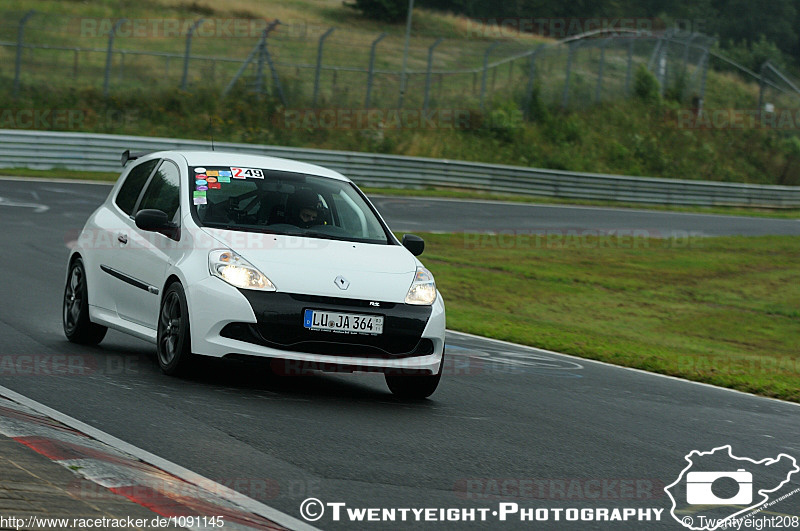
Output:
[{"xmin": 288, "ymin": 188, "xmax": 323, "ymax": 228}]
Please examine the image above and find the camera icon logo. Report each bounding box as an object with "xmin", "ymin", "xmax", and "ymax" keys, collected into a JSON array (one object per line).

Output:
[{"xmin": 686, "ymin": 469, "xmax": 753, "ymax": 505}]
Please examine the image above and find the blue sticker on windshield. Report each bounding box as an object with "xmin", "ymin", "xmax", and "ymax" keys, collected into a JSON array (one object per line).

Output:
[{"xmin": 195, "ymin": 179, "xmax": 207, "ymax": 185}]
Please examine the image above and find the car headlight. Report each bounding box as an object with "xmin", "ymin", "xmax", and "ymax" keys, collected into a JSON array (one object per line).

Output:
[
  {"xmin": 405, "ymin": 266, "xmax": 437, "ymax": 305},
  {"xmin": 209, "ymin": 250, "xmax": 276, "ymax": 291}
]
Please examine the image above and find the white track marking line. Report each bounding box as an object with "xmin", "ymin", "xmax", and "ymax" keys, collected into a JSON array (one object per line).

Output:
[
  {"xmin": 446, "ymin": 329, "xmax": 800, "ymax": 408},
  {"xmin": 0, "ymin": 385, "xmax": 319, "ymax": 531},
  {"xmin": 0, "ymin": 196, "xmax": 49, "ymax": 212}
]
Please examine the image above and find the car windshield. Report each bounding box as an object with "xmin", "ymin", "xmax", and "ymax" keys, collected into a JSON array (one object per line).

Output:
[{"xmin": 190, "ymin": 166, "xmax": 390, "ymax": 244}]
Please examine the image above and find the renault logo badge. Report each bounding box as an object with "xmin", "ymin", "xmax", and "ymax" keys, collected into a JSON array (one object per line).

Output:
[{"xmin": 334, "ymin": 275, "xmax": 350, "ymax": 290}]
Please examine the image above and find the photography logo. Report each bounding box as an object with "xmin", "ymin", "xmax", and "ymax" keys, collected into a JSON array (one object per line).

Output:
[
  {"xmin": 666, "ymin": 445, "xmax": 798, "ymax": 531},
  {"xmin": 685, "ymin": 469, "xmax": 752, "ymax": 505}
]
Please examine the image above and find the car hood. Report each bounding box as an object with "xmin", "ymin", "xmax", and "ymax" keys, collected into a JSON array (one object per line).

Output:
[{"xmin": 201, "ymin": 228, "xmax": 418, "ymax": 302}]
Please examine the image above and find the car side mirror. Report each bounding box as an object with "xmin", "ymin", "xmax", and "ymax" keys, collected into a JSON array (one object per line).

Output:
[
  {"xmin": 135, "ymin": 209, "xmax": 171, "ymax": 232},
  {"xmin": 402, "ymin": 234, "xmax": 425, "ymax": 256}
]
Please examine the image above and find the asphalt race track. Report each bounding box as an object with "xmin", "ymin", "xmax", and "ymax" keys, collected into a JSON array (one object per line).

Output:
[
  {"xmin": 370, "ymin": 196, "xmax": 800, "ymax": 237},
  {"xmin": 1, "ymin": 177, "xmax": 799, "ymax": 529}
]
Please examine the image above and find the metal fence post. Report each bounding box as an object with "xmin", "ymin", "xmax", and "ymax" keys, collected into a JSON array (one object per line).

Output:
[
  {"xmin": 480, "ymin": 41, "xmax": 500, "ymax": 111},
  {"xmin": 223, "ymin": 41, "xmax": 261, "ymax": 97},
  {"xmin": 657, "ymin": 32, "xmax": 672, "ymax": 95},
  {"xmin": 254, "ymin": 33, "xmax": 266, "ymax": 96},
  {"xmin": 313, "ymin": 27, "xmax": 335, "ymax": 109},
  {"xmin": 73, "ymin": 48, "xmax": 79, "ymax": 78},
  {"xmin": 262, "ymin": 24, "xmax": 287, "ymax": 107},
  {"xmin": 181, "ymin": 18, "xmax": 205, "ymax": 90},
  {"xmin": 680, "ymin": 33, "xmax": 698, "ymax": 100},
  {"xmin": 523, "ymin": 44, "xmax": 546, "ymax": 119},
  {"xmin": 698, "ymin": 40, "xmax": 714, "ymax": 111},
  {"xmin": 647, "ymin": 37, "xmax": 663, "ymax": 72},
  {"xmin": 624, "ymin": 39, "xmax": 634, "ymax": 95},
  {"xmin": 13, "ymin": 10, "xmax": 35, "ymax": 98},
  {"xmin": 365, "ymin": 32, "xmax": 387, "ymax": 108},
  {"xmin": 423, "ymin": 37, "xmax": 443, "ymax": 111},
  {"xmin": 561, "ymin": 41, "xmax": 579, "ymax": 109},
  {"xmin": 103, "ymin": 19, "xmax": 127, "ymax": 97},
  {"xmin": 682, "ymin": 33, "xmax": 697, "ymax": 76},
  {"xmin": 397, "ymin": 0, "xmax": 415, "ymax": 109},
  {"xmin": 758, "ymin": 62, "xmax": 768, "ymax": 111},
  {"xmin": 595, "ymin": 38, "xmax": 611, "ymax": 103}
]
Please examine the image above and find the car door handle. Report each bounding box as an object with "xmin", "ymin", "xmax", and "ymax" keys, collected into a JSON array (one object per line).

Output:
[{"xmin": 117, "ymin": 233, "xmax": 128, "ymax": 245}]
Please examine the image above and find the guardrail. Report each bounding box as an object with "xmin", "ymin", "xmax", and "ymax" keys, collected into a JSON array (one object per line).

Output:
[{"xmin": 1, "ymin": 129, "xmax": 799, "ymax": 208}]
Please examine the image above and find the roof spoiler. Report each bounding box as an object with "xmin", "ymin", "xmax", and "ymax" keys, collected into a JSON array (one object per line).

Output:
[{"xmin": 121, "ymin": 150, "xmax": 153, "ymax": 166}]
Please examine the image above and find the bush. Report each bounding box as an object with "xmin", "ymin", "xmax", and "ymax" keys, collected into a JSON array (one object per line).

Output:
[
  {"xmin": 719, "ymin": 36, "xmax": 787, "ymax": 73},
  {"xmin": 633, "ymin": 64, "xmax": 661, "ymax": 104},
  {"xmin": 344, "ymin": 0, "xmax": 407, "ymax": 22}
]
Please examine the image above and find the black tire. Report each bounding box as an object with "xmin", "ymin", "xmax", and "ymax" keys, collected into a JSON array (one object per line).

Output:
[
  {"xmin": 385, "ymin": 349, "xmax": 444, "ymax": 399},
  {"xmin": 157, "ymin": 283, "xmax": 193, "ymax": 375},
  {"xmin": 63, "ymin": 258, "xmax": 107, "ymax": 345}
]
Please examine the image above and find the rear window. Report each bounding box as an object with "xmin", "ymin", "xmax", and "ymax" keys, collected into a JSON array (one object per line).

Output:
[{"xmin": 190, "ymin": 166, "xmax": 390, "ymax": 244}]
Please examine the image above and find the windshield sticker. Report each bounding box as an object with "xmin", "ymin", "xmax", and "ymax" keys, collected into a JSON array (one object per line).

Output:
[
  {"xmin": 206, "ymin": 170, "xmax": 219, "ymax": 177},
  {"xmin": 219, "ymin": 170, "xmax": 231, "ymax": 177},
  {"xmin": 231, "ymin": 167, "xmax": 264, "ymax": 179},
  {"xmin": 206, "ymin": 177, "xmax": 217, "ymax": 183},
  {"xmin": 195, "ymin": 179, "xmax": 207, "ymax": 185},
  {"xmin": 209, "ymin": 183, "xmax": 221, "ymax": 189},
  {"xmin": 217, "ymin": 175, "xmax": 231, "ymax": 183},
  {"xmin": 194, "ymin": 167, "xmax": 206, "ymax": 173},
  {"xmin": 193, "ymin": 197, "xmax": 207, "ymax": 205},
  {"xmin": 196, "ymin": 185, "xmax": 208, "ymax": 191},
  {"xmin": 194, "ymin": 191, "xmax": 206, "ymax": 198}
]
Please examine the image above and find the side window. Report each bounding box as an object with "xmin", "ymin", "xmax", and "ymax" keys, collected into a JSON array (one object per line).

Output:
[
  {"xmin": 137, "ymin": 161, "xmax": 181, "ymax": 222},
  {"xmin": 115, "ymin": 159, "xmax": 159, "ymax": 215},
  {"xmin": 332, "ymin": 191, "xmax": 366, "ymax": 237}
]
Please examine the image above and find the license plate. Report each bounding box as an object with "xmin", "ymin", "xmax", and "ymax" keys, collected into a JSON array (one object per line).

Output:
[{"xmin": 303, "ymin": 309, "xmax": 384, "ymax": 335}]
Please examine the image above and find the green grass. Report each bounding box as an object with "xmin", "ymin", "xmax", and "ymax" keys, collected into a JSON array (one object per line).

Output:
[{"xmin": 419, "ymin": 232, "xmax": 800, "ymax": 402}]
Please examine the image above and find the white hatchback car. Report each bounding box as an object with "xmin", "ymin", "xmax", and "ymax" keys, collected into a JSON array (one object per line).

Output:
[{"xmin": 63, "ymin": 151, "xmax": 446, "ymax": 398}]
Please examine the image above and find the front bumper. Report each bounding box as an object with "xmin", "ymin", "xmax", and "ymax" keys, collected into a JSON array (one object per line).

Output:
[{"xmin": 187, "ymin": 277, "xmax": 445, "ymax": 374}]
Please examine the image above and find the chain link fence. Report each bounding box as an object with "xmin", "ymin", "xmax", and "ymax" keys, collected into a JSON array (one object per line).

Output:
[{"xmin": 2, "ymin": 11, "xmax": 800, "ymax": 118}]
